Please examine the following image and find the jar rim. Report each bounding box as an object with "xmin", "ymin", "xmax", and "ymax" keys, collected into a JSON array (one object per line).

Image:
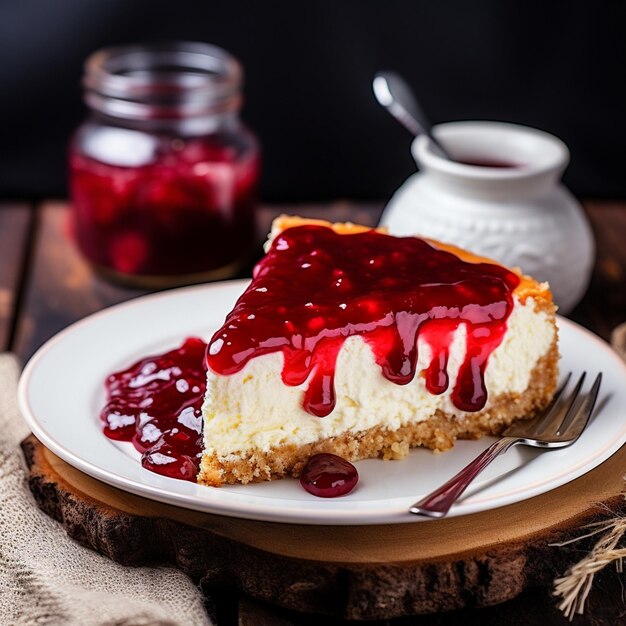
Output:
[{"xmin": 83, "ymin": 42, "xmax": 243, "ymax": 121}]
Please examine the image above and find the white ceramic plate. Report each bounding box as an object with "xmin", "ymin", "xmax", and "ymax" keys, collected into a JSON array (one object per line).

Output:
[{"xmin": 18, "ymin": 280, "xmax": 626, "ymax": 525}]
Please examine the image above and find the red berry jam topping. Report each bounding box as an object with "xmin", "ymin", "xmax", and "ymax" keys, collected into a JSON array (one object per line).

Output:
[
  {"xmin": 101, "ymin": 337, "xmax": 207, "ymax": 481},
  {"xmin": 300, "ymin": 453, "xmax": 359, "ymax": 497},
  {"xmin": 206, "ymin": 225, "xmax": 520, "ymax": 417}
]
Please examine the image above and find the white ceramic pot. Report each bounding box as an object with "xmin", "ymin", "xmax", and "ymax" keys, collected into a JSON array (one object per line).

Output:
[{"xmin": 381, "ymin": 121, "xmax": 595, "ymax": 314}]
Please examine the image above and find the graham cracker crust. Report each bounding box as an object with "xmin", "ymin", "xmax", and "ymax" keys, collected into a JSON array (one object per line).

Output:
[{"xmin": 198, "ymin": 332, "xmax": 559, "ymax": 487}]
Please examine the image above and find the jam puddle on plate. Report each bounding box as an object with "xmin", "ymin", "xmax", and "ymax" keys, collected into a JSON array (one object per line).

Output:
[
  {"xmin": 101, "ymin": 337, "xmax": 207, "ymax": 482},
  {"xmin": 100, "ymin": 338, "xmax": 359, "ymax": 497}
]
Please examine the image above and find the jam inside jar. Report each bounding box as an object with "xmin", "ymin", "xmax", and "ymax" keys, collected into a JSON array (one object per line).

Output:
[{"xmin": 69, "ymin": 43, "xmax": 260, "ymax": 286}]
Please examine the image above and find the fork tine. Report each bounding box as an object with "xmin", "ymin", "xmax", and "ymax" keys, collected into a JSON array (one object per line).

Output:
[
  {"xmin": 557, "ymin": 373, "xmax": 602, "ymax": 440},
  {"xmin": 534, "ymin": 372, "xmax": 584, "ymax": 438},
  {"xmin": 553, "ymin": 372, "xmax": 587, "ymax": 435},
  {"xmin": 554, "ymin": 372, "xmax": 573, "ymax": 402},
  {"xmin": 507, "ymin": 372, "xmax": 572, "ymax": 437}
]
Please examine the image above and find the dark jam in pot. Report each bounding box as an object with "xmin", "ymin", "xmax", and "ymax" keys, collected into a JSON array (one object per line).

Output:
[
  {"xmin": 457, "ymin": 157, "xmax": 521, "ymax": 168},
  {"xmin": 300, "ymin": 454, "xmax": 359, "ymax": 497},
  {"xmin": 101, "ymin": 337, "xmax": 207, "ymax": 481},
  {"xmin": 206, "ymin": 225, "xmax": 520, "ymax": 417}
]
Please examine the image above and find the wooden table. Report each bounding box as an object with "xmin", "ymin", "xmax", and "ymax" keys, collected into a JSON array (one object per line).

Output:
[{"xmin": 3, "ymin": 200, "xmax": 626, "ymax": 625}]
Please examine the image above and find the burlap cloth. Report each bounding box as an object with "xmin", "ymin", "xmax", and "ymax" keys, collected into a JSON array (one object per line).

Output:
[{"xmin": 0, "ymin": 354, "xmax": 211, "ymax": 626}]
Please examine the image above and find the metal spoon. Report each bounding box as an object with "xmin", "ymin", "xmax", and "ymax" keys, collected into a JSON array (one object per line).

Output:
[{"xmin": 372, "ymin": 71, "xmax": 453, "ymax": 160}]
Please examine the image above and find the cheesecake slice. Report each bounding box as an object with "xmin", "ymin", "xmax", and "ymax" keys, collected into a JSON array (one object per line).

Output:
[{"xmin": 199, "ymin": 216, "xmax": 558, "ymax": 486}]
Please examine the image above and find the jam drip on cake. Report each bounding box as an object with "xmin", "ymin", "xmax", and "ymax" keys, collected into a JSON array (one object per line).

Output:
[
  {"xmin": 206, "ymin": 225, "xmax": 521, "ymax": 416},
  {"xmin": 101, "ymin": 337, "xmax": 207, "ymax": 481}
]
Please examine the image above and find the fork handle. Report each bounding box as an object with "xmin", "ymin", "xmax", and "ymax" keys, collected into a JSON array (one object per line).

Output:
[{"xmin": 409, "ymin": 437, "xmax": 521, "ymax": 518}]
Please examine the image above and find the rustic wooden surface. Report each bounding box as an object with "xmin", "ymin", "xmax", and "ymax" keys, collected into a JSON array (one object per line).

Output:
[
  {"xmin": 12, "ymin": 201, "xmax": 146, "ymax": 361},
  {"xmin": 2, "ymin": 200, "xmax": 626, "ymax": 625},
  {"xmin": 569, "ymin": 201, "xmax": 626, "ymax": 340},
  {"xmin": 0, "ymin": 204, "xmax": 33, "ymax": 351}
]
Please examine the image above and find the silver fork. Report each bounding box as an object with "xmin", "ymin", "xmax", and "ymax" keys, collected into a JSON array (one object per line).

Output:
[{"xmin": 409, "ymin": 372, "xmax": 602, "ymax": 518}]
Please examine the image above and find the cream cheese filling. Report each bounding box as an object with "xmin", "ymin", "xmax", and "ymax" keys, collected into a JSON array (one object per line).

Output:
[{"xmin": 202, "ymin": 297, "xmax": 555, "ymax": 458}]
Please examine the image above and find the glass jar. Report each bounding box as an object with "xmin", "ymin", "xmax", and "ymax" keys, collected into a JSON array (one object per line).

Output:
[{"xmin": 69, "ymin": 42, "xmax": 260, "ymax": 286}]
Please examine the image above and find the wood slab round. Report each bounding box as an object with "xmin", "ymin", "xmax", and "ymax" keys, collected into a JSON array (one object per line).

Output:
[{"xmin": 22, "ymin": 435, "xmax": 626, "ymax": 621}]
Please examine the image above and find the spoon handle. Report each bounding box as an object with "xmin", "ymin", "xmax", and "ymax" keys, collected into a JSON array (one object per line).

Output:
[{"xmin": 373, "ymin": 72, "xmax": 452, "ymax": 160}]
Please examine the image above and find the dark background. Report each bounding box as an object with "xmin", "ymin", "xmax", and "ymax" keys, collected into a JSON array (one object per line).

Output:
[{"xmin": 1, "ymin": 0, "xmax": 625, "ymax": 202}]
